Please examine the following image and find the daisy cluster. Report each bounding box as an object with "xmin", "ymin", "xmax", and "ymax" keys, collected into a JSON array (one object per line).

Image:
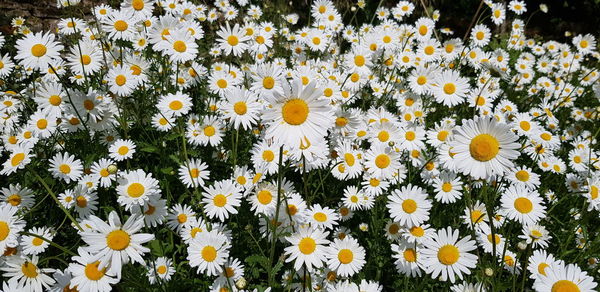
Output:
[{"xmin": 0, "ymin": 0, "xmax": 598, "ymax": 291}]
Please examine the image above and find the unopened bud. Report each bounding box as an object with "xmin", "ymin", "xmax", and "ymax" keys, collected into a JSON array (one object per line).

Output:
[
  {"xmin": 107, "ymin": 164, "xmax": 118, "ymax": 174},
  {"xmin": 518, "ymin": 241, "xmax": 528, "ymax": 251},
  {"xmin": 485, "ymin": 268, "xmax": 494, "ymax": 276},
  {"xmin": 235, "ymin": 277, "xmax": 247, "ymax": 289}
]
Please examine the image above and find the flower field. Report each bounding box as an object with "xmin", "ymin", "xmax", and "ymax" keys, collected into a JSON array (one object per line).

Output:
[{"xmin": 0, "ymin": 0, "xmax": 599, "ymax": 291}]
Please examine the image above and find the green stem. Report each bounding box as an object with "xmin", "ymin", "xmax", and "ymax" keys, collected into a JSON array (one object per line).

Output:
[{"xmin": 30, "ymin": 170, "xmax": 83, "ymax": 232}]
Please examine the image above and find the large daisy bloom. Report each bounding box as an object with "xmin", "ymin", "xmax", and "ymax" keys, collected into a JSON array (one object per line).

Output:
[
  {"xmin": 187, "ymin": 230, "xmax": 230, "ymax": 276},
  {"xmin": 81, "ymin": 211, "xmax": 154, "ymax": 277},
  {"xmin": 533, "ymin": 262, "xmax": 597, "ymax": 292},
  {"xmin": 284, "ymin": 226, "xmax": 329, "ymax": 272},
  {"xmin": 451, "ymin": 116, "xmax": 520, "ymax": 179},
  {"xmin": 421, "ymin": 227, "xmax": 478, "ymax": 283},
  {"xmin": 263, "ymin": 79, "xmax": 334, "ymax": 147},
  {"xmin": 325, "ymin": 236, "xmax": 366, "ymax": 277},
  {"xmin": 15, "ymin": 31, "xmax": 63, "ymax": 70},
  {"xmin": 387, "ymin": 184, "xmax": 432, "ymax": 227},
  {"xmin": 67, "ymin": 247, "xmax": 119, "ymax": 292},
  {"xmin": 0, "ymin": 204, "xmax": 26, "ymax": 253},
  {"xmin": 500, "ymin": 185, "xmax": 546, "ymax": 226}
]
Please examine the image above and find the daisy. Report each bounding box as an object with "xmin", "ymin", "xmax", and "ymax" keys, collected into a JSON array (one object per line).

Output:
[
  {"xmin": 106, "ymin": 66, "xmax": 139, "ymax": 97},
  {"xmin": 157, "ymin": 91, "xmax": 192, "ymax": 117},
  {"xmin": 216, "ymin": 23, "xmax": 250, "ymax": 56},
  {"xmin": 363, "ymin": 144, "xmax": 401, "ymax": 180},
  {"xmin": 102, "ymin": 9, "xmax": 138, "ymax": 41},
  {"xmin": 188, "ymin": 116, "xmax": 224, "ymax": 147},
  {"xmin": 15, "ymin": 31, "xmax": 63, "ymax": 70},
  {"xmin": 421, "ymin": 227, "xmax": 478, "ymax": 283},
  {"xmin": 534, "ymin": 262, "xmax": 597, "ymax": 292},
  {"xmin": 387, "ymin": 184, "xmax": 432, "ymax": 227},
  {"xmin": 432, "ymin": 70, "xmax": 470, "ymax": 107},
  {"xmin": 0, "ymin": 204, "xmax": 26, "ymax": 253},
  {"xmin": 116, "ymin": 169, "xmax": 161, "ymax": 211},
  {"xmin": 507, "ymin": 166, "xmax": 541, "ymax": 190},
  {"xmin": 166, "ymin": 204, "xmax": 195, "ymax": 232},
  {"xmin": 147, "ymin": 257, "xmax": 175, "ymax": 284},
  {"xmin": 519, "ymin": 223, "xmax": 551, "ymax": 248},
  {"xmin": 450, "ymin": 116, "xmax": 520, "ymax": 179},
  {"xmin": 433, "ymin": 172, "xmax": 463, "ymax": 204},
  {"xmin": 0, "ymin": 184, "xmax": 35, "ymax": 210},
  {"xmin": 1, "ymin": 146, "xmax": 32, "ymax": 175},
  {"xmin": 202, "ymin": 179, "xmax": 242, "ymax": 222},
  {"xmin": 0, "ymin": 255, "xmax": 55, "ymax": 292},
  {"xmin": 21, "ymin": 227, "xmax": 53, "ymax": 255},
  {"xmin": 49, "ymin": 152, "xmax": 83, "ymax": 183},
  {"xmin": 187, "ymin": 230, "xmax": 230, "ymax": 276},
  {"xmin": 81, "ymin": 211, "xmax": 154, "ymax": 277},
  {"xmin": 325, "ymin": 236, "xmax": 366, "ymax": 277},
  {"xmin": 527, "ymin": 250, "xmax": 557, "ymax": 279},
  {"xmin": 391, "ymin": 240, "xmax": 423, "ymax": 277},
  {"xmin": 471, "ymin": 24, "xmax": 491, "ymax": 47},
  {"xmin": 215, "ymin": 258, "xmax": 245, "ymax": 287},
  {"xmin": 108, "ymin": 139, "xmax": 136, "ymax": 161},
  {"xmin": 66, "ymin": 40, "xmax": 102, "ymax": 76},
  {"xmin": 220, "ymin": 86, "xmax": 260, "ymax": 130},
  {"xmin": 68, "ymin": 247, "xmax": 118, "ymax": 292},
  {"xmin": 70, "ymin": 186, "xmax": 99, "ymax": 219},
  {"xmin": 178, "ymin": 159, "xmax": 210, "ymax": 188},
  {"xmin": 90, "ymin": 158, "xmax": 117, "ymax": 188},
  {"xmin": 263, "ymin": 80, "xmax": 334, "ymax": 147},
  {"xmin": 284, "ymin": 226, "xmax": 329, "ymax": 272},
  {"xmin": 500, "ymin": 185, "xmax": 546, "ymax": 226},
  {"xmin": 306, "ymin": 204, "xmax": 339, "ymax": 230}
]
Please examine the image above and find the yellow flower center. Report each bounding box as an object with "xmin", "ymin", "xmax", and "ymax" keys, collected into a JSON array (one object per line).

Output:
[
  {"xmin": 591, "ymin": 186, "xmax": 598, "ymax": 200},
  {"xmin": 177, "ymin": 214, "xmax": 187, "ymax": 223},
  {"xmin": 118, "ymin": 146, "xmax": 129, "ymax": 155},
  {"xmin": 257, "ymin": 190, "xmax": 272, "ymax": 204},
  {"xmin": 47, "ymin": 95, "xmax": 62, "ymax": 107},
  {"xmin": 0, "ymin": 221, "xmax": 10, "ymax": 241},
  {"xmin": 282, "ymin": 98, "xmax": 309, "ymax": 125},
  {"xmin": 403, "ymin": 248, "xmax": 417, "ymax": 262},
  {"xmin": 132, "ymin": 0, "xmax": 144, "ymax": 10},
  {"xmin": 262, "ymin": 77, "xmax": 275, "ymax": 89},
  {"xmin": 442, "ymin": 182, "xmax": 453, "ymax": 192},
  {"xmin": 419, "ymin": 25, "xmax": 428, "ymax": 36},
  {"xmin": 437, "ymin": 131, "xmax": 449, "ymax": 141},
  {"xmin": 227, "ymin": 35, "xmax": 239, "ymax": 46},
  {"xmin": 32, "ymin": 237, "xmax": 44, "ymax": 246},
  {"xmin": 81, "ymin": 55, "xmax": 91, "ymax": 65},
  {"xmin": 115, "ymin": 75, "xmax": 126, "ymax": 86},
  {"xmin": 76, "ymin": 196, "xmax": 87, "ymax": 208},
  {"xmin": 169, "ymin": 100, "xmax": 183, "ymax": 110},
  {"xmin": 37, "ymin": 119, "xmax": 48, "ymax": 130},
  {"xmin": 378, "ymin": 131, "xmax": 390, "ymax": 142},
  {"xmin": 515, "ymin": 170, "xmax": 529, "ymax": 182},
  {"xmin": 83, "ymin": 100, "xmax": 95, "ymax": 111},
  {"xmin": 217, "ymin": 79, "xmax": 228, "ymax": 89},
  {"xmin": 262, "ymin": 150, "xmax": 275, "ymax": 162},
  {"xmin": 487, "ymin": 234, "xmax": 501, "ymax": 244},
  {"xmin": 541, "ymin": 133, "xmax": 552, "ymax": 141},
  {"xmin": 354, "ymin": 55, "xmax": 365, "ymax": 66},
  {"xmin": 59, "ymin": 164, "xmax": 71, "ymax": 174},
  {"xmin": 424, "ymin": 46, "xmax": 434, "ymax": 55},
  {"xmin": 127, "ymin": 183, "xmax": 145, "ymax": 198},
  {"xmin": 313, "ymin": 212, "xmax": 327, "ymax": 222},
  {"xmin": 437, "ymin": 244, "xmax": 460, "ymax": 265},
  {"xmin": 538, "ymin": 263, "xmax": 550, "ymax": 276},
  {"xmin": 85, "ymin": 261, "xmax": 106, "ymax": 281},
  {"xmin": 201, "ymin": 245, "xmax": 217, "ymax": 262},
  {"xmin": 31, "ymin": 44, "xmax": 47, "ymax": 57},
  {"xmin": 7, "ymin": 194, "xmax": 21, "ymax": 206},
  {"xmin": 443, "ymin": 83, "xmax": 456, "ymax": 95},
  {"xmin": 298, "ymin": 237, "xmax": 316, "ymax": 255},
  {"xmin": 213, "ymin": 194, "xmax": 227, "ymax": 207},
  {"xmin": 402, "ymin": 199, "xmax": 417, "ymax": 213},
  {"xmin": 417, "ymin": 76, "xmax": 427, "ymax": 85},
  {"xmin": 114, "ymin": 20, "xmax": 128, "ymax": 32},
  {"xmin": 375, "ymin": 154, "xmax": 390, "ymax": 169},
  {"xmin": 157, "ymin": 265, "xmax": 167, "ymax": 274},
  {"xmin": 471, "ymin": 210, "xmax": 484, "ymax": 223},
  {"xmin": 469, "ymin": 134, "xmax": 500, "ymax": 162},
  {"xmin": 520, "ymin": 121, "xmax": 531, "ymax": 131},
  {"xmin": 338, "ymin": 249, "xmax": 353, "ymax": 264},
  {"xmin": 173, "ymin": 40, "xmax": 187, "ymax": 53},
  {"xmin": 106, "ymin": 230, "xmax": 130, "ymax": 250},
  {"xmin": 476, "ymin": 31, "xmax": 485, "ymax": 40},
  {"xmin": 203, "ymin": 125, "xmax": 216, "ymax": 137},
  {"xmin": 21, "ymin": 262, "xmax": 38, "ymax": 278},
  {"xmin": 405, "ymin": 131, "xmax": 416, "ymax": 141},
  {"xmin": 514, "ymin": 197, "xmax": 533, "ymax": 213}
]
